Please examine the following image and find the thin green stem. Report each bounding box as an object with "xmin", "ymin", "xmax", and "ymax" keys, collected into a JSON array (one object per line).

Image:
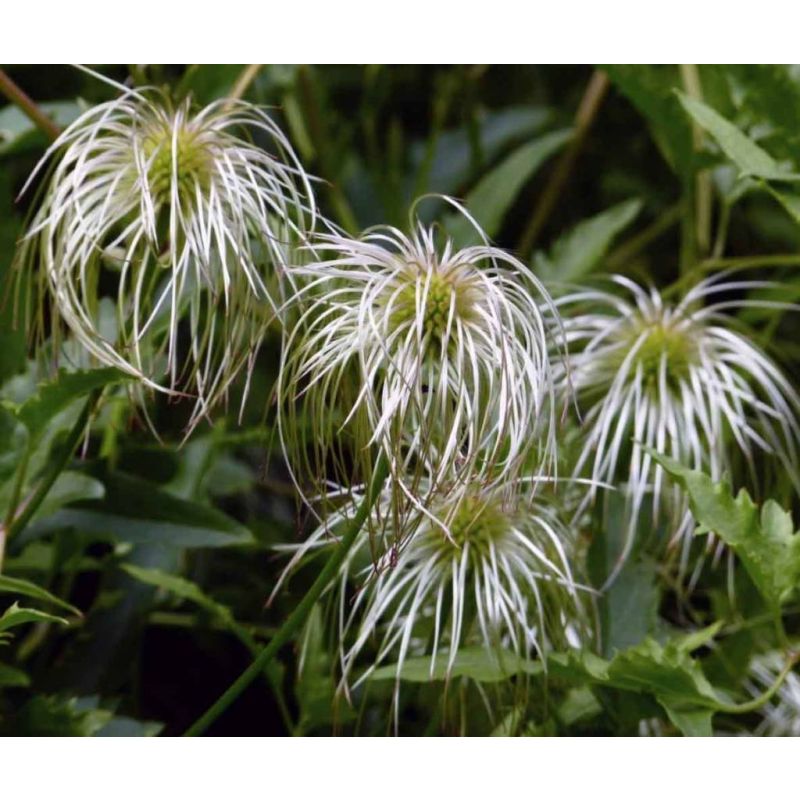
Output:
[
  {"xmin": 2, "ymin": 389, "xmax": 102, "ymax": 569},
  {"xmin": 3, "ymin": 443, "xmax": 31, "ymax": 533},
  {"xmin": 0, "ymin": 69, "xmax": 61, "ymax": 142},
  {"xmin": 680, "ymin": 64, "xmax": 712, "ymax": 257},
  {"xmin": 184, "ymin": 456, "xmax": 390, "ymax": 736},
  {"xmin": 224, "ymin": 64, "xmax": 263, "ymax": 109},
  {"xmin": 714, "ymin": 651, "xmax": 799, "ymax": 715},
  {"xmin": 663, "ymin": 252, "xmax": 800, "ymax": 302},
  {"xmin": 699, "ymin": 254, "xmax": 800, "ymax": 271}
]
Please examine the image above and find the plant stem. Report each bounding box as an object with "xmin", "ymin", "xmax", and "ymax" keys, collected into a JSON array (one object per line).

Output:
[
  {"xmin": 225, "ymin": 64, "xmax": 262, "ymax": 108},
  {"xmin": 0, "ymin": 69, "xmax": 61, "ymax": 142},
  {"xmin": 184, "ymin": 456, "xmax": 390, "ymax": 736},
  {"xmin": 4, "ymin": 389, "xmax": 101, "ymax": 550},
  {"xmin": 700, "ymin": 254, "xmax": 800, "ymax": 271},
  {"xmin": 715, "ymin": 651, "xmax": 799, "ymax": 715},
  {"xmin": 518, "ymin": 69, "xmax": 609, "ymax": 257},
  {"xmin": 679, "ymin": 64, "xmax": 712, "ymax": 257}
]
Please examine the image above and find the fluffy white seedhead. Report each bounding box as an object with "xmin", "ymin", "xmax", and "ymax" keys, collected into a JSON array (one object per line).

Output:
[
  {"xmin": 17, "ymin": 83, "xmax": 317, "ymax": 429},
  {"xmin": 278, "ymin": 205, "xmax": 566, "ymax": 522},
  {"xmin": 274, "ymin": 474, "xmax": 590, "ymax": 723},
  {"xmin": 746, "ymin": 650, "xmax": 800, "ymax": 736},
  {"xmin": 558, "ymin": 274, "xmax": 800, "ymax": 584}
]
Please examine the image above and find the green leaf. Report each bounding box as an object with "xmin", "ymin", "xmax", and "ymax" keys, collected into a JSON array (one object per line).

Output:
[
  {"xmin": 588, "ymin": 493, "xmax": 661, "ymax": 655},
  {"xmin": 650, "ymin": 451, "xmax": 800, "ymax": 609},
  {"xmin": 661, "ymin": 704, "xmax": 714, "ymax": 737},
  {"xmin": 415, "ymin": 106, "xmax": 553, "ymax": 197},
  {"xmin": 10, "ymin": 696, "xmax": 113, "ymax": 736},
  {"xmin": 764, "ymin": 183, "xmax": 800, "ymax": 224},
  {"xmin": 726, "ymin": 65, "xmax": 800, "ymax": 155},
  {"xmin": 677, "ymin": 92, "xmax": 800, "ymax": 181},
  {"xmin": 604, "ymin": 65, "xmax": 693, "ymax": 175},
  {"xmin": 16, "ymin": 368, "xmax": 127, "ymax": 444},
  {"xmin": 557, "ymin": 687, "xmax": 603, "ymax": 727},
  {"xmin": 535, "ymin": 198, "xmax": 642, "ymax": 282},
  {"xmin": 0, "ymin": 404, "xmax": 28, "ymax": 483},
  {"xmin": 0, "ymin": 661, "xmax": 29, "ymax": 687},
  {"xmin": 295, "ymin": 605, "xmax": 352, "ymax": 732},
  {"xmin": 95, "ymin": 716, "xmax": 163, "ymax": 737},
  {"xmin": 30, "ymin": 471, "xmax": 105, "ymax": 523},
  {"xmin": 0, "ymin": 574, "xmax": 81, "ymax": 616},
  {"xmin": 120, "ymin": 564, "xmax": 236, "ymax": 627},
  {"xmin": 451, "ymin": 128, "xmax": 572, "ymax": 241},
  {"xmin": 605, "ymin": 637, "xmax": 721, "ymax": 707},
  {"xmin": 368, "ymin": 647, "xmax": 542, "ymax": 683},
  {"xmin": 24, "ymin": 470, "xmax": 254, "ymax": 549},
  {"xmin": 0, "ymin": 602, "xmax": 68, "ymax": 634}
]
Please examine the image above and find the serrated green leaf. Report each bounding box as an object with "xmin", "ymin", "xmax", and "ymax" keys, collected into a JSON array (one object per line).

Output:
[
  {"xmin": 16, "ymin": 368, "xmax": 127, "ymax": 444},
  {"xmin": 650, "ymin": 451, "xmax": 800, "ymax": 609},
  {"xmin": 535, "ymin": 198, "xmax": 642, "ymax": 282},
  {"xmin": 606, "ymin": 637, "xmax": 721, "ymax": 706},
  {"xmin": 10, "ymin": 695, "xmax": 113, "ymax": 736},
  {"xmin": 0, "ymin": 574, "xmax": 81, "ymax": 616},
  {"xmin": 677, "ymin": 92, "xmax": 800, "ymax": 181}
]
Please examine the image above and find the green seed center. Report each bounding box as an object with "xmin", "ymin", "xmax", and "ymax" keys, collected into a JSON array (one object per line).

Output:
[
  {"xmin": 143, "ymin": 127, "xmax": 211, "ymax": 205},
  {"xmin": 435, "ymin": 495, "xmax": 511, "ymax": 554},
  {"xmin": 389, "ymin": 268, "xmax": 476, "ymax": 340},
  {"xmin": 610, "ymin": 318, "xmax": 697, "ymax": 389}
]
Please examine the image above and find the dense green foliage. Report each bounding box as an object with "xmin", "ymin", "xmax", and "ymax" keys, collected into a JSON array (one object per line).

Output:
[{"xmin": 1, "ymin": 64, "xmax": 800, "ymax": 736}]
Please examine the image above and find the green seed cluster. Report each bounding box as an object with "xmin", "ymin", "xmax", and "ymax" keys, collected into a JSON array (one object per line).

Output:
[
  {"xmin": 608, "ymin": 318, "xmax": 698, "ymax": 391},
  {"xmin": 390, "ymin": 271, "xmax": 456, "ymax": 338},
  {"xmin": 430, "ymin": 494, "xmax": 511, "ymax": 559},
  {"xmin": 143, "ymin": 128, "xmax": 211, "ymax": 205},
  {"xmin": 635, "ymin": 322, "xmax": 696, "ymax": 386}
]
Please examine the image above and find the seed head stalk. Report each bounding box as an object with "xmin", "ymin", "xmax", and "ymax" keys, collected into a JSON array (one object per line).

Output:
[{"xmin": 184, "ymin": 455, "xmax": 390, "ymax": 736}]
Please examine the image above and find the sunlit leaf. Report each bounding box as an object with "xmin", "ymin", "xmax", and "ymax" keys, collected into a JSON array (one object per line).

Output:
[
  {"xmin": 677, "ymin": 92, "xmax": 800, "ymax": 181},
  {"xmin": 650, "ymin": 451, "xmax": 800, "ymax": 609}
]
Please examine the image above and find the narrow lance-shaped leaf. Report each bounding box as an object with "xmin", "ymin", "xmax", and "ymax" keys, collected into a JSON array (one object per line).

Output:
[
  {"xmin": 534, "ymin": 198, "xmax": 642, "ymax": 282},
  {"xmin": 0, "ymin": 602, "xmax": 69, "ymax": 635},
  {"xmin": 0, "ymin": 574, "xmax": 81, "ymax": 616},
  {"xmin": 447, "ymin": 128, "xmax": 572, "ymax": 243}
]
